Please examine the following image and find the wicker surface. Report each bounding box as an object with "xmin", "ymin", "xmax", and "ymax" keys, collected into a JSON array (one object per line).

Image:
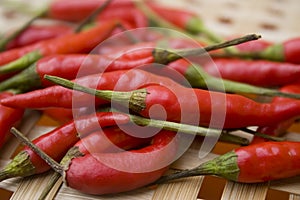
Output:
[{"xmin": 0, "ymin": 0, "xmax": 300, "ymax": 199}]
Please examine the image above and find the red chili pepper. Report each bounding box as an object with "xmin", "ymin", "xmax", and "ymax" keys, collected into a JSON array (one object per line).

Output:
[
  {"xmin": 5, "ymin": 24, "xmax": 72, "ymax": 50},
  {"xmin": 155, "ymin": 141, "xmax": 300, "ymax": 183},
  {"xmin": 251, "ymin": 81, "xmax": 300, "ymax": 144},
  {"xmin": 282, "ymin": 37, "xmax": 300, "ymax": 64},
  {"xmin": 73, "ymin": 124, "xmax": 152, "ymax": 155},
  {"xmin": 33, "ymin": 74, "xmax": 300, "ymax": 129},
  {"xmin": 0, "ymin": 20, "xmax": 117, "ymax": 69},
  {"xmin": 0, "ymin": 112, "xmax": 130, "ymax": 181},
  {"xmin": 202, "ymin": 58, "xmax": 300, "ymax": 87},
  {"xmin": 0, "ymin": 91, "xmax": 24, "ymax": 148},
  {"xmin": 0, "ymin": 69, "xmax": 180, "ymax": 109},
  {"xmin": 47, "ymin": 0, "xmax": 134, "ymax": 22},
  {"xmin": 30, "ymin": 130, "xmax": 177, "ymax": 195}
]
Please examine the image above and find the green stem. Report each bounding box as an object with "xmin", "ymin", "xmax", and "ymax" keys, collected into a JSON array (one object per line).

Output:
[
  {"xmin": 185, "ymin": 63, "xmax": 300, "ymax": 99},
  {"xmin": 74, "ymin": 0, "xmax": 113, "ymax": 33},
  {"xmin": 153, "ymin": 34, "xmax": 261, "ymax": 64},
  {"xmin": 0, "ymin": 11, "xmax": 45, "ymax": 51},
  {"xmin": 0, "ymin": 63, "xmax": 41, "ymax": 92},
  {"xmin": 0, "ymin": 51, "xmax": 42, "ymax": 74},
  {"xmin": 129, "ymin": 114, "xmax": 249, "ymax": 145},
  {"xmin": 44, "ymin": 75, "xmax": 147, "ymax": 113},
  {"xmin": 186, "ymin": 17, "xmax": 216, "ymax": 38},
  {"xmin": 154, "ymin": 150, "xmax": 239, "ymax": 184}
]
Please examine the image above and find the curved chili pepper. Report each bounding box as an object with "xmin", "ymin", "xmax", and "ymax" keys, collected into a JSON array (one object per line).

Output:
[
  {"xmin": 0, "ymin": 20, "xmax": 117, "ymax": 74},
  {"xmin": 68, "ymin": 130, "xmax": 176, "ymax": 195},
  {"xmin": 251, "ymin": 81, "xmax": 300, "ymax": 144},
  {"xmin": 0, "ymin": 91, "xmax": 24, "ymax": 148},
  {"xmin": 14, "ymin": 127, "xmax": 177, "ymax": 195},
  {"xmin": 155, "ymin": 141, "xmax": 300, "ymax": 183},
  {"xmin": 5, "ymin": 24, "xmax": 72, "ymax": 50},
  {"xmin": 40, "ymin": 75, "xmax": 300, "ymax": 129},
  {"xmin": 202, "ymin": 58, "xmax": 300, "ymax": 87},
  {"xmin": 0, "ymin": 112, "xmax": 130, "ymax": 181}
]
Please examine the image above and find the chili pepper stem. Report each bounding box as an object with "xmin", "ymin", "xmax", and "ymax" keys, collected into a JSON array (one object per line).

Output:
[
  {"xmin": 10, "ymin": 127, "xmax": 64, "ymax": 175},
  {"xmin": 129, "ymin": 114, "xmax": 249, "ymax": 145},
  {"xmin": 0, "ymin": 63, "xmax": 41, "ymax": 92},
  {"xmin": 153, "ymin": 34, "xmax": 261, "ymax": 64},
  {"xmin": 154, "ymin": 151, "xmax": 239, "ymax": 185},
  {"xmin": 44, "ymin": 75, "xmax": 148, "ymax": 113},
  {"xmin": 0, "ymin": 151, "xmax": 35, "ymax": 182},
  {"xmin": 186, "ymin": 64, "xmax": 300, "ymax": 99},
  {"xmin": 0, "ymin": 51, "xmax": 42, "ymax": 74}
]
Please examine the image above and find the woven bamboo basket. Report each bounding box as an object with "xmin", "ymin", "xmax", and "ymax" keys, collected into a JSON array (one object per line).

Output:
[{"xmin": 0, "ymin": 0, "xmax": 300, "ymax": 199}]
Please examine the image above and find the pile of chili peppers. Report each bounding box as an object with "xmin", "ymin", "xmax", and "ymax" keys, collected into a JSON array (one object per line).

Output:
[{"xmin": 0, "ymin": 0, "xmax": 300, "ymax": 198}]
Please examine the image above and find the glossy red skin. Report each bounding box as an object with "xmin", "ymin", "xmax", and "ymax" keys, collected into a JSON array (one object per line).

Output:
[
  {"xmin": 23, "ymin": 112, "xmax": 130, "ymax": 174},
  {"xmin": 1, "ymin": 69, "xmax": 179, "ymax": 109},
  {"xmin": 236, "ymin": 141, "xmax": 300, "ymax": 182},
  {"xmin": 6, "ymin": 24, "xmax": 72, "ymax": 50},
  {"xmin": 283, "ymin": 38, "xmax": 300, "ymax": 64},
  {"xmin": 252, "ymin": 81, "xmax": 300, "ymax": 144},
  {"xmin": 36, "ymin": 53, "xmax": 155, "ymax": 87},
  {"xmin": 75, "ymin": 125, "xmax": 152, "ymax": 155},
  {"xmin": 0, "ymin": 92, "xmax": 24, "ymax": 148},
  {"xmin": 140, "ymin": 84, "xmax": 300, "ymax": 128},
  {"xmin": 203, "ymin": 58, "xmax": 300, "ymax": 87},
  {"xmin": 0, "ymin": 20, "xmax": 117, "ymax": 66},
  {"xmin": 66, "ymin": 131, "xmax": 176, "ymax": 195},
  {"xmin": 48, "ymin": 0, "xmax": 134, "ymax": 22}
]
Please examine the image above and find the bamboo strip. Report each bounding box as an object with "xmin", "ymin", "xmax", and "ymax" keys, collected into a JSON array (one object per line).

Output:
[
  {"xmin": 152, "ymin": 176, "xmax": 204, "ymax": 200},
  {"xmin": 290, "ymin": 194, "xmax": 300, "ymax": 200},
  {"xmin": 43, "ymin": 176, "xmax": 63, "ymax": 200},
  {"xmin": 9, "ymin": 171, "xmax": 55, "ymax": 200},
  {"xmin": 55, "ymin": 185, "xmax": 154, "ymax": 200},
  {"xmin": 221, "ymin": 182, "xmax": 268, "ymax": 200}
]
